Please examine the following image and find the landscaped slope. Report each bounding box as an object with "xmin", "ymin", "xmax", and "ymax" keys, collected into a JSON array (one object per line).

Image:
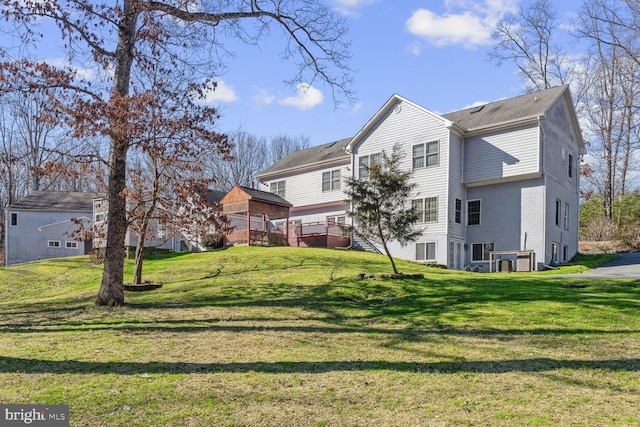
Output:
[{"xmin": 0, "ymin": 247, "xmax": 637, "ymax": 426}]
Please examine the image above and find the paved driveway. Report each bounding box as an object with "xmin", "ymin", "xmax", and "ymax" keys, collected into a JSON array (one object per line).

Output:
[{"xmin": 571, "ymin": 252, "xmax": 640, "ymax": 278}]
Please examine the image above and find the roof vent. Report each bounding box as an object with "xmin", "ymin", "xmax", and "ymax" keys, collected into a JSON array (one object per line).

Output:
[{"xmin": 470, "ymin": 105, "xmax": 484, "ymax": 113}]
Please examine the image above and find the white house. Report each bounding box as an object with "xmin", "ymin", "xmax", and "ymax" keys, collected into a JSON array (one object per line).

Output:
[
  {"xmin": 4, "ymin": 191, "xmax": 100, "ymax": 265},
  {"xmin": 256, "ymin": 85, "xmax": 585, "ymax": 271}
]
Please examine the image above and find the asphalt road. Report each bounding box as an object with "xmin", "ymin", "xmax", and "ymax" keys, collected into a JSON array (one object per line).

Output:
[{"xmin": 570, "ymin": 252, "xmax": 640, "ymax": 278}]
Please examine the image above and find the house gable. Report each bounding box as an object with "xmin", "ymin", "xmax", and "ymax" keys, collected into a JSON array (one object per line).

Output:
[{"xmin": 346, "ymin": 94, "xmax": 453, "ymax": 155}]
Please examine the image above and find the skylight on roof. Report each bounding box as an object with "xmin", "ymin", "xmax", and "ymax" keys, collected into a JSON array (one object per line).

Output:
[{"xmin": 470, "ymin": 105, "xmax": 485, "ymax": 113}]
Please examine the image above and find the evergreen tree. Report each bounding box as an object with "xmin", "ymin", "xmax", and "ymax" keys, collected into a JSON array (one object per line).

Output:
[{"xmin": 345, "ymin": 144, "xmax": 421, "ymax": 274}]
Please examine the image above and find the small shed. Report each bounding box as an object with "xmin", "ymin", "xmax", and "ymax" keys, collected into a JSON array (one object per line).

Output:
[{"xmin": 220, "ymin": 185, "xmax": 292, "ymax": 246}]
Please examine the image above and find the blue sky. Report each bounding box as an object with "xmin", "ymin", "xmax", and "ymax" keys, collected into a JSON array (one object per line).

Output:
[{"xmin": 209, "ymin": 0, "xmax": 583, "ymax": 146}]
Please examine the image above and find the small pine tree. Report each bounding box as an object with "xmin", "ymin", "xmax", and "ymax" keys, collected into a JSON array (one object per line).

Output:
[{"xmin": 345, "ymin": 144, "xmax": 421, "ymax": 274}]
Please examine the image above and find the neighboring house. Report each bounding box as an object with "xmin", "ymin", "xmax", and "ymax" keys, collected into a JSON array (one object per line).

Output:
[
  {"xmin": 4, "ymin": 191, "xmax": 101, "ymax": 265},
  {"xmin": 257, "ymin": 86, "xmax": 585, "ymax": 270},
  {"xmin": 93, "ymin": 189, "xmax": 230, "ymax": 254}
]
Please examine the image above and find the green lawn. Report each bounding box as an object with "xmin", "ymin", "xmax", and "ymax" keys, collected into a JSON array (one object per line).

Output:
[{"xmin": 0, "ymin": 247, "xmax": 638, "ymax": 426}]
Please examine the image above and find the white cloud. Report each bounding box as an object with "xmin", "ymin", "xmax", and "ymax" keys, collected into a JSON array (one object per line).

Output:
[
  {"xmin": 331, "ymin": 0, "xmax": 379, "ymax": 16},
  {"xmin": 406, "ymin": 0, "xmax": 518, "ymax": 48},
  {"xmin": 202, "ymin": 79, "xmax": 238, "ymax": 104},
  {"xmin": 279, "ymin": 83, "xmax": 324, "ymax": 110},
  {"xmin": 406, "ymin": 41, "xmax": 423, "ymax": 56},
  {"xmin": 251, "ymin": 88, "xmax": 276, "ymax": 108}
]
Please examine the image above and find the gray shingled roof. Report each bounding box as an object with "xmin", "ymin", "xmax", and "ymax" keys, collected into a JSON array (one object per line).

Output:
[
  {"xmin": 442, "ymin": 85, "xmax": 567, "ymax": 131},
  {"xmin": 257, "ymin": 137, "xmax": 351, "ymax": 178},
  {"xmin": 207, "ymin": 189, "xmax": 228, "ymax": 204},
  {"xmin": 7, "ymin": 191, "xmax": 102, "ymax": 212},
  {"xmin": 257, "ymin": 86, "xmax": 570, "ymax": 177},
  {"xmin": 238, "ymin": 186, "xmax": 292, "ymax": 207}
]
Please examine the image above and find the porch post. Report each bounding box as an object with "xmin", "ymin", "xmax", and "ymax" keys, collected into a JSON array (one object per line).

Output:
[{"xmin": 246, "ymin": 210, "xmax": 251, "ymax": 246}]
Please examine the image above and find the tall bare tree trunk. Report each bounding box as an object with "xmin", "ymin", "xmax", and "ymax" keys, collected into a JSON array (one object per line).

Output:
[{"xmin": 96, "ymin": 2, "xmax": 139, "ymax": 306}]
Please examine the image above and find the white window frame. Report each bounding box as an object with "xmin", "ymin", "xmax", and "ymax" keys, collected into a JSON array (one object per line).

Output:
[
  {"xmin": 270, "ymin": 180, "xmax": 286, "ymax": 198},
  {"xmin": 65, "ymin": 241, "xmax": 78, "ymax": 249},
  {"xmin": 412, "ymin": 197, "xmax": 438, "ymax": 223},
  {"xmin": 48, "ymin": 240, "xmax": 61, "ymax": 248},
  {"xmin": 412, "ymin": 141, "xmax": 439, "ymax": 170},
  {"xmin": 454, "ymin": 199, "xmax": 462, "ymax": 224},
  {"xmin": 568, "ymin": 153, "xmax": 574, "ymax": 178},
  {"xmin": 322, "ymin": 169, "xmax": 341, "ymax": 192},
  {"xmin": 471, "ymin": 242, "xmax": 494, "ymax": 262},
  {"xmin": 326, "ymin": 215, "xmax": 346, "ymax": 224},
  {"xmin": 467, "ymin": 200, "xmax": 481, "ymax": 226},
  {"xmin": 358, "ymin": 153, "xmax": 381, "ymax": 179},
  {"xmin": 416, "ymin": 242, "xmax": 436, "ymax": 262},
  {"xmin": 552, "ymin": 242, "xmax": 559, "ymax": 264},
  {"xmin": 94, "ymin": 213, "xmax": 105, "ymax": 223},
  {"xmin": 157, "ymin": 222, "xmax": 167, "ymax": 239},
  {"xmin": 563, "ymin": 203, "xmax": 569, "ymax": 230}
]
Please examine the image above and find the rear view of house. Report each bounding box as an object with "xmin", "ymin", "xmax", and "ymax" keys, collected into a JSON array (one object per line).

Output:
[
  {"xmin": 4, "ymin": 191, "xmax": 100, "ymax": 265},
  {"xmin": 257, "ymin": 86, "xmax": 585, "ymax": 271}
]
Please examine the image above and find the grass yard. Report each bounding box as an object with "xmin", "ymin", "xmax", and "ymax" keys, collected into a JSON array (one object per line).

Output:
[{"xmin": 0, "ymin": 246, "xmax": 638, "ymax": 426}]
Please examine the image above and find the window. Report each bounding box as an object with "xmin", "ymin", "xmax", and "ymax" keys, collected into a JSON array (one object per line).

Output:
[
  {"xmin": 552, "ymin": 242, "xmax": 559, "ymax": 264},
  {"xmin": 65, "ymin": 241, "xmax": 78, "ymax": 249},
  {"xmin": 467, "ymin": 200, "xmax": 480, "ymax": 225},
  {"xmin": 157, "ymin": 223, "xmax": 167, "ymax": 239},
  {"xmin": 454, "ymin": 199, "xmax": 462, "ymax": 224},
  {"xmin": 48, "ymin": 240, "xmax": 61, "ymax": 248},
  {"xmin": 472, "ymin": 242, "xmax": 494, "ymax": 262},
  {"xmin": 563, "ymin": 203, "xmax": 569, "ymax": 230},
  {"xmin": 358, "ymin": 153, "xmax": 381, "ymax": 179},
  {"xmin": 568, "ymin": 154, "xmax": 573, "ymax": 177},
  {"xmin": 416, "ymin": 242, "xmax": 436, "ymax": 261},
  {"xmin": 412, "ymin": 197, "xmax": 438, "ymax": 223},
  {"xmin": 10, "ymin": 212, "xmax": 17, "ymax": 227},
  {"xmin": 270, "ymin": 180, "xmax": 286, "ymax": 198},
  {"xmin": 322, "ymin": 170, "xmax": 341, "ymax": 192},
  {"xmin": 563, "ymin": 245, "xmax": 569, "ymax": 262},
  {"xmin": 327, "ymin": 215, "xmax": 346, "ymax": 224},
  {"xmin": 555, "ymin": 199, "xmax": 561, "ymax": 227},
  {"xmin": 94, "ymin": 213, "xmax": 105, "ymax": 223},
  {"xmin": 412, "ymin": 141, "xmax": 439, "ymax": 169}
]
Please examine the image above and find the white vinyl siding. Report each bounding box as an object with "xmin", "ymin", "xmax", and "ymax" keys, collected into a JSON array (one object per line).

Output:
[{"xmin": 464, "ymin": 124, "xmax": 540, "ymax": 185}]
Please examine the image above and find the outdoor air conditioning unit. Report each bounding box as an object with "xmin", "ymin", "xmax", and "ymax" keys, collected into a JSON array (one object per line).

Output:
[{"xmin": 498, "ymin": 259, "xmax": 513, "ymax": 273}]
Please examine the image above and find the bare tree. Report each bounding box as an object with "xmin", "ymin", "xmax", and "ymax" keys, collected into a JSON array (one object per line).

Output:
[
  {"xmin": 1, "ymin": 0, "xmax": 353, "ymax": 306},
  {"xmin": 576, "ymin": 0, "xmax": 640, "ymax": 220},
  {"xmin": 490, "ymin": 0, "xmax": 572, "ymax": 92},
  {"xmin": 268, "ymin": 134, "xmax": 310, "ymax": 164},
  {"xmin": 205, "ymin": 131, "xmax": 268, "ymax": 190}
]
